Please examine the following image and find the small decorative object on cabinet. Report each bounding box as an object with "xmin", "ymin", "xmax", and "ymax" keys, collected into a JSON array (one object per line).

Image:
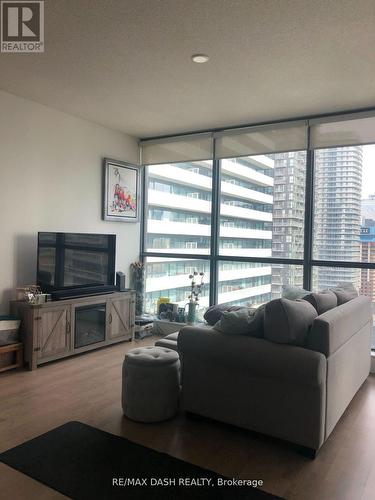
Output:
[
  {"xmin": 16, "ymin": 285, "xmax": 48, "ymax": 304},
  {"xmin": 116, "ymin": 271, "xmax": 126, "ymax": 291},
  {"xmin": 11, "ymin": 291, "xmax": 135, "ymax": 370}
]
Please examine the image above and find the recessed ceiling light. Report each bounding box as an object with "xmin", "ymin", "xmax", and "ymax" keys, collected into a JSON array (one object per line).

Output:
[{"xmin": 191, "ymin": 54, "xmax": 210, "ymax": 64}]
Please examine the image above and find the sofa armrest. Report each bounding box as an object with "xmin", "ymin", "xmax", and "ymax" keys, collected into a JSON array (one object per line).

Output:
[
  {"xmin": 307, "ymin": 296, "xmax": 372, "ymax": 356},
  {"xmin": 178, "ymin": 326, "xmax": 326, "ymax": 387}
]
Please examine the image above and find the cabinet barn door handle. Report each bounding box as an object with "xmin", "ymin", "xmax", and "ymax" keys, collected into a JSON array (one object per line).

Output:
[
  {"xmin": 66, "ymin": 321, "xmax": 71, "ymax": 334},
  {"xmin": 109, "ymin": 313, "xmax": 112, "ymax": 324}
]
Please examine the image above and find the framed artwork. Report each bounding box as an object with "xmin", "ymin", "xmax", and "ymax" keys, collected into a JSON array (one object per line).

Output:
[{"xmin": 103, "ymin": 158, "xmax": 140, "ymax": 222}]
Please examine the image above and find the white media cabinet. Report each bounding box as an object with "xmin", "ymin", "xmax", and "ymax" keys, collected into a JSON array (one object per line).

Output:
[{"xmin": 11, "ymin": 291, "xmax": 135, "ymax": 370}]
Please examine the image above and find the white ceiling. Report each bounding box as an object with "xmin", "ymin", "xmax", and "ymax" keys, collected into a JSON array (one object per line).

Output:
[{"xmin": 0, "ymin": 0, "xmax": 374, "ymax": 138}]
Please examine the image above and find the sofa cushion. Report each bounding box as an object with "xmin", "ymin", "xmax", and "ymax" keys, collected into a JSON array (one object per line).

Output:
[
  {"xmin": 213, "ymin": 305, "xmax": 264, "ymax": 337},
  {"xmin": 331, "ymin": 287, "xmax": 358, "ymax": 305},
  {"xmin": 282, "ymin": 284, "xmax": 310, "ymax": 300},
  {"xmin": 154, "ymin": 338, "xmax": 179, "ymax": 352},
  {"xmin": 337, "ymin": 282, "xmax": 358, "ymax": 295},
  {"xmin": 264, "ymin": 298, "xmax": 318, "ymax": 346},
  {"xmin": 203, "ymin": 303, "xmax": 244, "ymax": 326},
  {"xmin": 303, "ymin": 290, "xmax": 337, "ymax": 315},
  {"xmin": 164, "ymin": 331, "xmax": 179, "ymax": 341}
]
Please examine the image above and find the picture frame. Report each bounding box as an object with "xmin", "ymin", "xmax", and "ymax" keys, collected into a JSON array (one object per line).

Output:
[{"xmin": 102, "ymin": 158, "xmax": 140, "ymax": 222}]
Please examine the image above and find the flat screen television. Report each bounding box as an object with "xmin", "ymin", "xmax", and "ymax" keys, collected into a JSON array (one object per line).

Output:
[{"xmin": 37, "ymin": 232, "xmax": 116, "ymax": 299}]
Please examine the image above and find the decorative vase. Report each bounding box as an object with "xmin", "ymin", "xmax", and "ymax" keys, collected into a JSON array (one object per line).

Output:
[
  {"xmin": 131, "ymin": 262, "xmax": 144, "ymax": 316},
  {"xmin": 135, "ymin": 280, "xmax": 144, "ymax": 316},
  {"xmin": 186, "ymin": 301, "xmax": 197, "ymax": 324}
]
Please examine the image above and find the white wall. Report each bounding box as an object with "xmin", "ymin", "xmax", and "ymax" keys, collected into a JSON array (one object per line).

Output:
[{"xmin": 0, "ymin": 90, "xmax": 140, "ymax": 313}]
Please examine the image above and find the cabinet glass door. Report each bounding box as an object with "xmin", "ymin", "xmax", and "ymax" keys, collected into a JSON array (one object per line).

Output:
[{"xmin": 75, "ymin": 304, "xmax": 106, "ymax": 348}]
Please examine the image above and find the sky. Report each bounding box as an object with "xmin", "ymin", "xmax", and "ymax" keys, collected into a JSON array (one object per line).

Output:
[{"xmin": 362, "ymin": 145, "xmax": 375, "ymax": 199}]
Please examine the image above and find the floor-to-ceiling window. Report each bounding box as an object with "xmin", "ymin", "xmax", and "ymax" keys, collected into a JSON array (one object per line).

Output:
[
  {"xmin": 143, "ymin": 159, "xmax": 212, "ymax": 315},
  {"xmin": 144, "ymin": 161, "xmax": 213, "ymax": 255},
  {"xmin": 141, "ymin": 124, "xmax": 308, "ymax": 314},
  {"xmin": 217, "ymin": 152, "xmax": 306, "ymax": 306},
  {"xmin": 140, "ymin": 113, "xmax": 375, "ymax": 349},
  {"xmin": 312, "ymin": 144, "xmax": 375, "ymax": 348}
]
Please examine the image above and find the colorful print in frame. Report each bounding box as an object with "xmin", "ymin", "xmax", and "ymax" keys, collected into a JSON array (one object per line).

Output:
[{"xmin": 103, "ymin": 158, "xmax": 140, "ymax": 222}]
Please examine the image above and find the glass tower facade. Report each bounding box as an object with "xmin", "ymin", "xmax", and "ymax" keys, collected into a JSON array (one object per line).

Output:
[
  {"xmin": 144, "ymin": 153, "xmax": 307, "ymax": 313},
  {"xmin": 145, "ymin": 157, "xmax": 275, "ymax": 313},
  {"xmin": 270, "ymin": 151, "xmax": 306, "ymax": 297},
  {"xmin": 313, "ymin": 146, "xmax": 363, "ymax": 290}
]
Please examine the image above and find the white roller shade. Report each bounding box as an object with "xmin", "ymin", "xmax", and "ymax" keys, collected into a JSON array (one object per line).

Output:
[
  {"xmin": 140, "ymin": 133, "xmax": 213, "ymax": 165},
  {"xmin": 310, "ymin": 112, "xmax": 375, "ymax": 149},
  {"xmin": 215, "ymin": 121, "xmax": 307, "ymax": 159}
]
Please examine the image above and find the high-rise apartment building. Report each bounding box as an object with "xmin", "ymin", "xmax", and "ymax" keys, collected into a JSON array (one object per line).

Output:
[
  {"xmin": 360, "ymin": 225, "xmax": 375, "ymax": 301},
  {"xmin": 360, "ymin": 195, "xmax": 375, "ymax": 301},
  {"xmin": 362, "ymin": 194, "xmax": 375, "ymax": 223},
  {"xmin": 313, "ymin": 146, "xmax": 363, "ymax": 290},
  {"xmin": 360, "ymin": 193, "xmax": 375, "ymax": 299},
  {"xmin": 144, "ymin": 157, "xmax": 275, "ymax": 312},
  {"xmin": 270, "ymin": 151, "xmax": 306, "ymax": 297},
  {"xmin": 360, "ymin": 219, "xmax": 375, "ymax": 349}
]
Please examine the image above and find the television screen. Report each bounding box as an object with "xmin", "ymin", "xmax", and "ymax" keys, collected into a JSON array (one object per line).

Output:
[{"xmin": 37, "ymin": 232, "xmax": 116, "ymax": 292}]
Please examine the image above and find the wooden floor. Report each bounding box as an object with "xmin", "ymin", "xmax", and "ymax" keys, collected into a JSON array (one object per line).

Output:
[{"xmin": 1, "ymin": 337, "xmax": 375, "ymax": 500}]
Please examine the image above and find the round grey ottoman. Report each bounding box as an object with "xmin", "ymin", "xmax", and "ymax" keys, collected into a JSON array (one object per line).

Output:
[{"xmin": 122, "ymin": 346, "xmax": 180, "ymax": 423}]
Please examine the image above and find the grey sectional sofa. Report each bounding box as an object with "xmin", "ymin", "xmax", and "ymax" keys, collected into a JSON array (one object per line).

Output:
[{"xmin": 178, "ymin": 296, "xmax": 372, "ymax": 454}]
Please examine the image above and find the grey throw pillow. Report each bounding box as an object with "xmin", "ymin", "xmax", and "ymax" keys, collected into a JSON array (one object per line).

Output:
[
  {"xmin": 303, "ymin": 290, "xmax": 337, "ymax": 315},
  {"xmin": 203, "ymin": 303, "xmax": 244, "ymax": 326},
  {"xmin": 264, "ymin": 298, "xmax": 318, "ymax": 346},
  {"xmin": 213, "ymin": 305, "xmax": 264, "ymax": 337},
  {"xmin": 337, "ymin": 282, "xmax": 358, "ymax": 295},
  {"xmin": 331, "ymin": 287, "xmax": 358, "ymax": 305},
  {"xmin": 282, "ymin": 284, "xmax": 310, "ymax": 300}
]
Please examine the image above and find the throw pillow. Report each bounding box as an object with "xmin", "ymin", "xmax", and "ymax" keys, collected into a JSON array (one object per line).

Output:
[
  {"xmin": 331, "ymin": 287, "xmax": 358, "ymax": 305},
  {"xmin": 337, "ymin": 282, "xmax": 358, "ymax": 295},
  {"xmin": 204, "ymin": 303, "xmax": 245, "ymax": 326},
  {"xmin": 213, "ymin": 306, "xmax": 264, "ymax": 337},
  {"xmin": 303, "ymin": 290, "xmax": 337, "ymax": 315},
  {"xmin": 282, "ymin": 284, "xmax": 310, "ymax": 300},
  {"xmin": 264, "ymin": 298, "xmax": 318, "ymax": 346}
]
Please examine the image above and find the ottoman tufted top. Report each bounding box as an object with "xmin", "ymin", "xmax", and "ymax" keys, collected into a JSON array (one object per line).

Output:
[{"xmin": 125, "ymin": 346, "xmax": 179, "ymax": 366}]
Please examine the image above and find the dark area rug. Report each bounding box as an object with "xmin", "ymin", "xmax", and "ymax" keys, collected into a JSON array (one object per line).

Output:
[{"xmin": 0, "ymin": 421, "xmax": 284, "ymax": 500}]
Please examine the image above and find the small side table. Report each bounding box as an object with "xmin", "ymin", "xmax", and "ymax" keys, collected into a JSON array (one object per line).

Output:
[{"xmin": 0, "ymin": 343, "xmax": 23, "ymax": 373}]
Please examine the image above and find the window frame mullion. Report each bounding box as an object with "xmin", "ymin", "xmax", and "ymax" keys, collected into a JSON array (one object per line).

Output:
[
  {"xmin": 209, "ymin": 139, "xmax": 220, "ymax": 306},
  {"xmin": 303, "ymin": 125, "xmax": 314, "ymax": 290}
]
